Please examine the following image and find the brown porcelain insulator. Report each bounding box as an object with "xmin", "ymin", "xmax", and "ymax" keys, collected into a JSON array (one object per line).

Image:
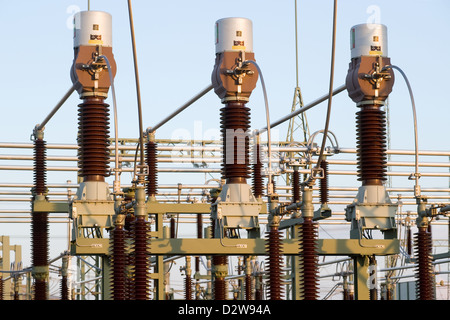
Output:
[
  {"xmin": 196, "ymin": 213, "xmax": 202, "ymax": 278},
  {"xmin": 77, "ymin": 97, "xmax": 110, "ymax": 181},
  {"xmin": 266, "ymin": 225, "xmax": 284, "ymax": 300},
  {"xmin": 145, "ymin": 140, "xmax": 158, "ymax": 197},
  {"xmin": 0, "ymin": 277, "xmax": 3, "ymax": 300},
  {"xmin": 319, "ymin": 160, "xmax": 329, "ymax": 203},
  {"xmin": 131, "ymin": 216, "xmax": 151, "ymax": 300},
  {"xmin": 197, "ymin": 213, "xmax": 203, "ymax": 240},
  {"xmin": 170, "ymin": 217, "xmax": 176, "ymax": 238},
  {"xmin": 110, "ymin": 225, "xmax": 127, "ymax": 300},
  {"xmin": 252, "ymin": 142, "xmax": 263, "ymax": 198},
  {"xmin": 34, "ymin": 281, "xmax": 47, "ymax": 301},
  {"xmin": 292, "ymin": 169, "xmax": 300, "ymax": 203},
  {"xmin": 414, "ymin": 226, "xmax": 434, "ymax": 300},
  {"xmin": 220, "ymin": 101, "xmax": 251, "ymax": 184},
  {"xmin": 32, "ymin": 137, "xmax": 49, "ymax": 300},
  {"xmin": 61, "ymin": 276, "xmax": 69, "ymax": 300},
  {"xmin": 213, "ymin": 255, "xmax": 227, "ymax": 300},
  {"xmin": 407, "ymin": 227, "xmax": 412, "ymax": 256},
  {"xmin": 33, "ymin": 139, "xmax": 47, "ymax": 195},
  {"xmin": 356, "ymin": 106, "xmax": 387, "ymax": 186},
  {"xmin": 298, "ymin": 217, "xmax": 319, "ymax": 300},
  {"xmin": 185, "ymin": 275, "xmax": 193, "ymax": 300},
  {"xmin": 31, "ymin": 210, "xmax": 48, "ymax": 300},
  {"xmin": 245, "ymin": 274, "xmax": 252, "ymax": 300}
]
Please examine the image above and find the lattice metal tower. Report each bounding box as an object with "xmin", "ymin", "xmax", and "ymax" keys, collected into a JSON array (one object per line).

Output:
[{"xmin": 285, "ymin": 0, "xmax": 310, "ymax": 184}]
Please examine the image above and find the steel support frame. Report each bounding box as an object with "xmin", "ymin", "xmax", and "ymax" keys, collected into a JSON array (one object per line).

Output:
[{"xmin": 33, "ymin": 198, "xmax": 399, "ymax": 300}]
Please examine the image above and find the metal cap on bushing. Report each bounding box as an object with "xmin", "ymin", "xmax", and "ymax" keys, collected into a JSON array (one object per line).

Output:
[
  {"xmin": 73, "ymin": 11, "xmax": 112, "ymax": 48},
  {"xmin": 212, "ymin": 17, "xmax": 258, "ymax": 102},
  {"xmin": 350, "ymin": 23, "xmax": 388, "ymax": 59},
  {"xmin": 346, "ymin": 23, "xmax": 394, "ymax": 104},
  {"xmin": 71, "ymin": 10, "xmax": 116, "ymax": 99},
  {"xmin": 215, "ymin": 17, "xmax": 253, "ymax": 54}
]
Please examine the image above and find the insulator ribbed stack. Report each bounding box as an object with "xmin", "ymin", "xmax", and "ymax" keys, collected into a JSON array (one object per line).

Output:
[
  {"xmin": 414, "ymin": 227, "xmax": 434, "ymax": 300},
  {"xmin": 245, "ymin": 274, "xmax": 252, "ymax": 300},
  {"xmin": 32, "ymin": 137, "xmax": 49, "ymax": 300},
  {"xmin": 220, "ymin": 102, "xmax": 251, "ymax": 183},
  {"xmin": 213, "ymin": 255, "xmax": 227, "ymax": 300},
  {"xmin": 61, "ymin": 276, "xmax": 69, "ymax": 300},
  {"xmin": 185, "ymin": 275, "xmax": 193, "ymax": 300},
  {"xmin": 0, "ymin": 277, "xmax": 3, "ymax": 300},
  {"xmin": 145, "ymin": 140, "xmax": 158, "ymax": 196},
  {"xmin": 265, "ymin": 226, "xmax": 284, "ymax": 300},
  {"xmin": 110, "ymin": 225, "xmax": 127, "ymax": 300},
  {"xmin": 77, "ymin": 97, "xmax": 110, "ymax": 181},
  {"xmin": 298, "ymin": 217, "xmax": 319, "ymax": 300},
  {"xmin": 31, "ymin": 212, "xmax": 48, "ymax": 300},
  {"xmin": 319, "ymin": 160, "xmax": 329, "ymax": 203},
  {"xmin": 292, "ymin": 169, "xmax": 300, "ymax": 203},
  {"xmin": 33, "ymin": 139, "xmax": 47, "ymax": 195},
  {"xmin": 131, "ymin": 216, "xmax": 151, "ymax": 300},
  {"xmin": 252, "ymin": 142, "xmax": 263, "ymax": 198},
  {"xmin": 356, "ymin": 107, "xmax": 387, "ymax": 185}
]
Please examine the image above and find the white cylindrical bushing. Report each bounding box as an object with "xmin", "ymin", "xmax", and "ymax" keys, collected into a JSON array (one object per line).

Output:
[
  {"xmin": 73, "ymin": 11, "xmax": 112, "ymax": 48},
  {"xmin": 350, "ymin": 23, "xmax": 388, "ymax": 58},
  {"xmin": 215, "ymin": 17, "xmax": 253, "ymax": 53}
]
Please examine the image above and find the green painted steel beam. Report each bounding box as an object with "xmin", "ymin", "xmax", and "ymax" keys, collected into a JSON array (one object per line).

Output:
[
  {"xmin": 32, "ymin": 199, "xmax": 69, "ymax": 213},
  {"xmin": 147, "ymin": 202, "xmax": 212, "ymax": 214},
  {"xmin": 146, "ymin": 202, "xmax": 267, "ymax": 214},
  {"xmin": 71, "ymin": 237, "xmax": 399, "ymax": 256}
]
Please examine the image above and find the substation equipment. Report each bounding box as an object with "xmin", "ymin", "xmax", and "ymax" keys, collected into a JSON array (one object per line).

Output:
[{"xmin": 26, "ymin": 12, "xmax": 449, "ymax": 301}]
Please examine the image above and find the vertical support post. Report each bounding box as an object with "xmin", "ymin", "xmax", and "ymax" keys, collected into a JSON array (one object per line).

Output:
[
  {"xmin": 0, "ymin": 236, "xmax": 11, "ymax": 300},
  {"xmin": 353, "ymin": 255, "xmax": 370, "ymax": 300}
]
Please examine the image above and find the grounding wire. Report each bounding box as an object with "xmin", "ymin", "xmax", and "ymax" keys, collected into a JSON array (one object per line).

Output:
[
  {"xmin": 127, "ymin": 0, "xmax": 146, "ymax": 181},
  {"xmin": 98, "ymin": 55, "xmax": 120, "ymax": 194},
  {"xmin": 244, "ymin": 60, "xmax": 273, "ymax": 189},
  {"xmin": 382, "ymin": 64, "xmax": 420, "ymax": 198},
  {"xmin": 307, "ymin": 0, "xmax": 337, "ymax": 186}
]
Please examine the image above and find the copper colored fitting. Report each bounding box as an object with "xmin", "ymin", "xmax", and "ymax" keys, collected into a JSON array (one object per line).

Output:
[{"xmin": 211, "ymin": 51, "xmax": 258, "ymax": 102}]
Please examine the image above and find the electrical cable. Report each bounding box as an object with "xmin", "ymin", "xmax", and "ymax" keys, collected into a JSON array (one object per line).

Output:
[
  {"xmin": 127, "ymin": 0, "xmax": 145, "ymax": 181},
  {"xmin": 98, "ymin": 55, "xmax": 120, "ymax": 194},
  {"xmin": 244, "ymin": 60, "xmax": 273, "ymax": 189},
  {"xmin": 308, "ymin": 0, "xmax": 337, "ymax": 186},
  {"xmin": 382, "ymin": 64, "xmax": 420, "ymax": 197}
]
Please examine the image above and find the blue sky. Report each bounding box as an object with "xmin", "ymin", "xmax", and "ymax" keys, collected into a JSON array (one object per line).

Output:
[
  {"xmin": 0, "ymin": 0, "xmax": 449, "ymax": 298},
  {"xmin": 0, "ymin": 0, "xmax": 448, "ymax": 150}
]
